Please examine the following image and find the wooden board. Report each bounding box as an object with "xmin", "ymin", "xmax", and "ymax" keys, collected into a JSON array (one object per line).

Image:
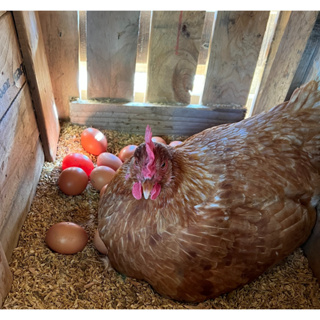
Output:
[
  {"xmin": 70, "ymin": 101, "xmax": 246, "ymax": 136},
  {"xmin": 146, "ymin": 11, "xmax": 205, "ymax": 104},
  {"xmin": 0, "ymin": 241, "xmax": 12, "ymax": 307},
  {"xmin": 13, "ymin": 11, "xmax": 60, "ymax": 162},
  {"xmin": 251, "ymin": 11, "xmax": 318, "ymax": 115},
  {"xmin": 136, "ymin": 11, "xmax": 152, "ymax": 65},
  {"xmin": 0, "ymin": 12, "xmax": 26, "ymax": 121},
  {"xmin": 0, "ymin": 84, "xmax": 44, "ymax": 259},
  {"xmin": 87, "ymin": 11, "xmax": 140, "ymax": 101},
  {"xmin": 202, "ymin": 11, "xmax": 269, "ymax": 107},
  {"xmin": 38, "ymin": 11, "xmax": 79, "ymax": 120}
]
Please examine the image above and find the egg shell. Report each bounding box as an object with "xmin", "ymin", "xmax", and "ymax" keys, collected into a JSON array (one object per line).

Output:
[
  {"xmin": 61, "ymin": 153, "xmax": 94, "ymax": 176},
  {"xmin": 45, "ymin": 222, "xmax": 88, "ymax": 254},
  {"xmin": 97, "ymin": 152, "xmax": 122, "ymax": 171},
  {"xmin": 152, "ymin": 136, "xmax": 166, "ymax": 144},
  {"xmin": 93, "ymin": 229, "xmax": 108, "ymax": 255},
  {"xmin": 169, "ymin": 141, "xmax": 182, "ymax": 147},
  {"xmin": 118, "ymin": 145, "xmax": 137, "ymax": 162},
  {"xmin": 81, "ymin": 128, "xmax": 108, "ymax": 156},
  {"xmin": 58, "ymin": 167, "xmax": 88, "ymax": 195},
  {"xmin": 100, "ymin": 184, "xmax": 108, "ymax": 198},
  {"xmin": 90, "ymin": 166, "xmax": 115, "ymax": 191}
]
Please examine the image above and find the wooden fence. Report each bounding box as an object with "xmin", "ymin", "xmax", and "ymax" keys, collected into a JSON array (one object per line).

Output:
[{"xmin": 37, "ymin": 11, "xmax": 320, "ymax": 136}]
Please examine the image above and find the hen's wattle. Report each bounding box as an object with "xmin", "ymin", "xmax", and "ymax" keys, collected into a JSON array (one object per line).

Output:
[{"xmin": 98, "ymin": 81, "xmax": 320, "ymax": 302}]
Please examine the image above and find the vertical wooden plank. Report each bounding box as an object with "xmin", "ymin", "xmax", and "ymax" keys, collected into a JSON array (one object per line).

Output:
[
  {"xmin": 251, "ymin": 11, "xmax": 318, "ymax": 115},
  {"xmin": 38, "ymin": 11, "xmax": 79, "ymax": 120},
  {"xmin": 87, "ymin": 11, "xmax": 140, "ymax": 101},
  {"xmin": 0, "ymin": 241, "xmax": 12, "ymax": 307},
  {"xmin": 202, "ymin": 11, "xmax": 269, "ymax": 107},
  {"xmin": 0, "ymin": 12, "xmax": 26, "ymax": 121},
  {"xmin": 13, "ymin": 11, "xmax": 60, "ymax": 162},
  {"xmin": 136, "ymin": 11, "xmax": 151, "ymax": 66},
  {"xmin": 146, "ymin": 11, "xmax": 205, "ymax": 104}
]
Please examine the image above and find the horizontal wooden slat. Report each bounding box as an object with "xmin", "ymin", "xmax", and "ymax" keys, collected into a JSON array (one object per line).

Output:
[
  {"xmin": 13, "ymin": 11, "xmax": 60, "ymax": 161},
  {"xmin": 38, "ymin": 11, "xmax": 79, "ymax": 120},
  {"xmin": 0, "ymin": 241, "xmax": 12, "ymax": 307},
  {"xmin": 0, "ymin": 12, "xmax": 26, "ymax": 121},
  {"xmin": 202, "ymin": 11, "xmax": 269, "ymax": 107},
  {"xmin": 0, "ymin": 84, "xmax": 44, "ymax": 259},
  {"xmin": 70, "ymin": 102, "xmax": 245, "ymax": 136},
  {"xmin": 87, "ymin": 11, "xmax": 140, "ymax": 100},
  {"xmin": 251, "ymin": 11, "xmax": 318, "ymax": 115},
  {"xmin": 146, "ymin": 11, "xmax": 205, "ymax": 104}
]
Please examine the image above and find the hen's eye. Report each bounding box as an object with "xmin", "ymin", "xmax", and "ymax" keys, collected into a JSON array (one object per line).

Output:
[{"xmin": 161, "ymin": 162, "xmax": 166, "ymax": 168}]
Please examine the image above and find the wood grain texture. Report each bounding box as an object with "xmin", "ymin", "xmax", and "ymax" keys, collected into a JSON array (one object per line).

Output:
[
  {"xmin": 0, "ymin": 12, "xmax": 26, "ymax": 121},
  {"xmin": 70, "ymin": 101, "xmax": 245, "ymax": 136},
  {"xmin": 251, "ymin": 11, "xmax": 318, "ymax": 115},
  {"xmin": 0, "ymin": 241, "xmax": 12, "ymax": 307},
  {"xmin": 13, "ymin": 11, "xmax": 60, "ymax": 161},
  {"xmin": 136, "ymin": 11, "xmax": 151, "ymax": 65},
  {"xmin": 202, "ymin": 11, "xmax": 269, "ymax": 107},
  {"xmin": 87, "ymin": 11, "xmax": 140, "ymax": 100},
  {"xmin": 146, "ymin": 11, "xmax": 205, "ymax": 104},
  {"xmin": 0, "ymin": 84, "xmax": 44, "ymax": 259},
  {"xmin": 38, "ymin": 11, "xmax": 79, "ymax": 120}
]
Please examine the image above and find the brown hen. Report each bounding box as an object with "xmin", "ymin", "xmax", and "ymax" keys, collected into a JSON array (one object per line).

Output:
[{"xmin": 98, "ymin": 80, "xmax": 320, "ymax": 302}]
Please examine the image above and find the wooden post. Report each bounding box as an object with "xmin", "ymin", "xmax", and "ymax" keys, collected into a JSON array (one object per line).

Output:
[
  {"xmin": 251, "ymin": 11, "xmax": 318, "ymax": 115},
  {"xmin": 146, "ymin": 11, "xmax": 205, "ymax": 104},
  {"xmin": 202, "ymin": 11, "xmax": 269, "ymax": 107},
  {"xmin": 87, "ymin": 11, "xmax": 140, "ymax": 101},
  {"xmin": 38, "ymin": 11, "xmax": 79, "ymax": 120},
  {"xmin": 13, "ymin": 11, "xmax": 60, "ymax": 162}
]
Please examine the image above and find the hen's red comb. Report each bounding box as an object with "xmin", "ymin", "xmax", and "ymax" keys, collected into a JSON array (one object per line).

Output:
[{"xmin": 143, "ymin": 125, "xmax": 155, "ymax": 178}]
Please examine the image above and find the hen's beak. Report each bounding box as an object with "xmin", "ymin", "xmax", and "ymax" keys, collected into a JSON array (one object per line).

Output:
[{"xmin": 142, "ymin": 179, "xmax": 154, "ymax": 199}]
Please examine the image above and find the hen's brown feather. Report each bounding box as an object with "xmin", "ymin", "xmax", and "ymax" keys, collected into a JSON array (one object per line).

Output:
[{"xmin": 98, "ymin": 80, "xmax": 320, "ymax": 302}]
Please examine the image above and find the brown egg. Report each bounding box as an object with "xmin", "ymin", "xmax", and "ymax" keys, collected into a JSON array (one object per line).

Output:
[
  {"xmin": 81, "ymin": 128, "xmax": 108, "ymax": 156},
  {"xmin": 152, "ymin": 136, "xmax": 166, "ymax": 144},
  {"xmin": 100, "ymin": 184, "xmax": 108, "ymax": 198},
  {"xmin": 45, "ymin": 222, "xmax": 88, "ymax": 254},
  {"xmin": 118, "ymin": 145, "xmax": 137, "ymax": 162},
  {"xmin": 97, "ymin": 152, "xmax": 122, "ymax": 171},
  {"xmin": 90, "ymin": 166, "xmax": 115, "ymax": 191},
  {"xmin": 93, "ymin": 229, "xmax": 108, "ymax": 255},
  {"xmin": 58, "ymin": 167, "xmax": 88, "ymax": 195},
  {"xmin": 169, "ymin": 140, "xmax": 182, "ymax": 147}
]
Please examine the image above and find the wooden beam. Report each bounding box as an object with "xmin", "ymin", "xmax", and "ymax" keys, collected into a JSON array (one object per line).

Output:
[
  {"xmin": 87, "ymin": 11, "xmax": 140, "ymax": 101},
  {"xmin": 251, "ymin": 11, "xmax": 318, "ymax": 115},
  {"xmin": 0, "ymin": 12, "xmax": 26, "ymax": 121},
  {"xmin": 38, "ymin": 11, "xmax": 79, "ymax": 120},
  {"xmin": 202, "ymin": 11, "xmax": 269, "ymax": 107},
  {"xmin": 0, "ymin": 241, "xmax": 12, "ymax": 307},
  {"xmin": 13, "ymin": 11, "xmax": 60, "ymax": 161},
  {"xmin": 146, "ymin": 11, "xmax": 205, "ymax": 104},
  {"xmin": 70, "ymin": 101, "xmax": 245, "ymax": 136}
]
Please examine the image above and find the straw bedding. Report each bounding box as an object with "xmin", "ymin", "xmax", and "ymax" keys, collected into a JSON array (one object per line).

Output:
[{"xmin": 3, "ymin": 122, "xmax": 320, "ymax": 309}]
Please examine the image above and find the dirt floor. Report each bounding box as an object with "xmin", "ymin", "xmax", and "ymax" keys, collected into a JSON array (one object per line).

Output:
[{"xmin": 3, "ymin": 122, "xmax": 320, "ymax": 309}]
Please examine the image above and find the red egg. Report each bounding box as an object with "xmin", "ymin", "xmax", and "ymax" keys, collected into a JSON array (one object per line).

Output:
[
  {"xmin": 81, "ymin": 128, "xmax": 108, "ymax": 156},
  {"xmin": 61, "ymin": 153, "xmax": 94, "ymax": 176},
  {"xmin": 58, "ymin": 167, "xmax": 88, "ymax": 195},
  {"xmin": 152, "ymin": 136, "xmax": 166, "ymax": 144},
  {"xmin": 45, "ymin": 222, "xmax": 88, "ymax": 254},
  {"xmin": 118, "ymin": 145, "xmax": 137, "ymax": 162},
  {"xmin": 97, "ymin": 152, "xmax": 122, "ymax": 171},
  {"xmin": 93, "ymin": 229, "xmax": 108, "ymax": 255},
  {"xmin": 90, "ymin": 166, "xmax": 115, "ymax": 191},
  {"xmin": 169, "ymin": 141, "xmax": 182, "ymax": 147}
]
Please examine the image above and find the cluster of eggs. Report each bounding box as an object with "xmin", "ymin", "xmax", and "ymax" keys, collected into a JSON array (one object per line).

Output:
[{"xmin": 45, "ymin": 127, "xmax": 182, "ymax": 256}]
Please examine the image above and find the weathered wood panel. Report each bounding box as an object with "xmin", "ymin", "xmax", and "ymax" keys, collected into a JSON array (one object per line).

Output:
[
  {"xmin": 13, "ymin": 11, "xmax": 60, "ymax": 161},
  {"xmin": 0, "ymin": 84, "xmax": 44, "ymax": 259},
  {"xmin": 251, "ymin": 11, "xmax": 318, "ymax": 115},
  {"xmin": 0, "ymin": 12, "xmax": 26, "ymax": 121},
  {"xmin": 136, "ymin": 11, "xmax": 151, "ymax": 66},
  {"xmin": 70, "ymin": 101, "xmax": 245, "ymax": 136},
  {"xmin": 38, "ymin": 11, "xmax": 79, "ymax": 120},
  {"xmin": 0, "ymin": 241, "xmax": 12, "ymax": 307},
  {"xmin": 146, "ymin": 11, "xmax": 205, "ymax": 104},
  {"xmin": 202, "ymin": 11, "xmax": 269, "ymax": 107},
  {"xmin": 87, "ymin": 11, "xmax": 140, "ymax": 101}
]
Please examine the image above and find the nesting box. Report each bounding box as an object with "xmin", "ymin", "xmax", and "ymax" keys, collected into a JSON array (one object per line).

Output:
[{"xmin": 1, "ymin": 10, "xmax": 320, "ymax": 308}]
